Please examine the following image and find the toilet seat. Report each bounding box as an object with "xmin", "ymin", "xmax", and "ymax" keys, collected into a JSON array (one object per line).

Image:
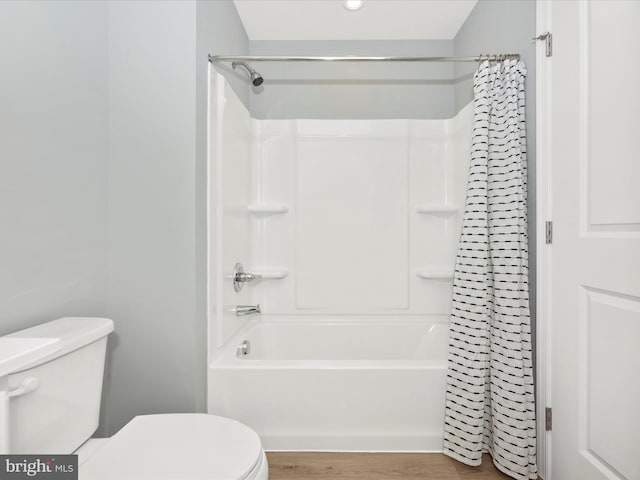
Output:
[{"xmin": 80, "ymin": 414, "xmax": 265, "ymax": 480}]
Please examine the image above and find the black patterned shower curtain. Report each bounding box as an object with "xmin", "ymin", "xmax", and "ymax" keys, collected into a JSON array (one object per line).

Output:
[{"xmin": 443, "ymin": 59, "xmax": 537, "ymax": 480}]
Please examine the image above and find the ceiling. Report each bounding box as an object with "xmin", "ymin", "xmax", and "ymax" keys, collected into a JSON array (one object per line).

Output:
[{"xmin": 233, "ymin": 0, "xmax": 478, "ymax": 41}]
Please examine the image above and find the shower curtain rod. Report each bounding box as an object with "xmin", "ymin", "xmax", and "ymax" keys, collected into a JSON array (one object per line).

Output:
[{"xmin": 208, "ymin": 54, "xmax": 520, "ymax": 63}]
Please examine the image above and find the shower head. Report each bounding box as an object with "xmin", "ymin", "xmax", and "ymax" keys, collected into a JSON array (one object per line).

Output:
[{"xmin": 232, "ymin": 61, "xmax": 264, "ymax": 87}]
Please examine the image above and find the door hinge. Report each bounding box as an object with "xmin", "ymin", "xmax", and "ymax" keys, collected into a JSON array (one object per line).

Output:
[
  {"xmin": 533, "ymin": 32, "xmax": 553, "ymax": 57},
  {"xmin": 545, "ymin": 221, "xmax": 553, "ymax": 244},
  {"xmin": 545, "ymin": 407, "xmax": 553, "ymax": 431}
]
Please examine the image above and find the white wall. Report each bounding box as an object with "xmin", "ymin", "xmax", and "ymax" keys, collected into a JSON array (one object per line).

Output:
[{"xmin": 0, "ymin": 1, "xmax": 108, "ymax": 333}]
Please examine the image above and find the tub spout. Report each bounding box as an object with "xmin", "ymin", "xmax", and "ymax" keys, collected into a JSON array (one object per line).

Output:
[{"xmin": 235, "ymin": 304, "xmax": 261, "ymax": 316}]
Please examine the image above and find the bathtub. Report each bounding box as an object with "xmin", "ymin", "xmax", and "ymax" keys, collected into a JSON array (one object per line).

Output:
[{"xmin": 208, "ymin": 318, "xmax": 449, "ymax": 452}]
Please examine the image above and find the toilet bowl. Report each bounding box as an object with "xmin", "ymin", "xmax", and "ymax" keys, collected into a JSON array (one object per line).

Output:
[{"xmin": 4, "ymin": 317, "xmax": 268, "ymax": 480}]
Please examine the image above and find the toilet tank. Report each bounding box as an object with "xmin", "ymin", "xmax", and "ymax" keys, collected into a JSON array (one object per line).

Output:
[{"xmin": 6, "ymin": 317, "xmax": 114, "ymax": 454}]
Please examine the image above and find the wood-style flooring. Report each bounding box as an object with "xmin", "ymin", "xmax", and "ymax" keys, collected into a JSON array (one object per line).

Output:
[{"xmin": 267, "ymin": 452, "xmax": 516, "ymax": 480}]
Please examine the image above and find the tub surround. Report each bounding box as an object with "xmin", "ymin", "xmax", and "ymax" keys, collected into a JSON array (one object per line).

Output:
[
  {"xmin": 208, "ymin": 70, "xmax": 474, "ymax": 451},
  {"xmin": 208, "ymin": 68, "xmax": 473, "ymax": 320},
  {"xmin": 248, "ymin": 111, "xmax": 473, "ymax": 315}
]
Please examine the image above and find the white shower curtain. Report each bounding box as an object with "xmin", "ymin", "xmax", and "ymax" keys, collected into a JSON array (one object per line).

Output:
[{"xmin": 443, "ymin": 59, "xmax": 536, "ymax": 480}]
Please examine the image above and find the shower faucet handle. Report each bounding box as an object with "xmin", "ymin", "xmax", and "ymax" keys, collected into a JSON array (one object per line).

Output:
[
  {"xmin": 232, "ymin": 263, "xmax": 262, "ymax": 292},
  {"xmin": 236, "ymin": 271, "xmax": 260, "ymax": 282}
]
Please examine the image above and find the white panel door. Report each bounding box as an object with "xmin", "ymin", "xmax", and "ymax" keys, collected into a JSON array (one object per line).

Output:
[{"xmin": 549, "ymin": 1, "xmax": 640, "ymax": 479}]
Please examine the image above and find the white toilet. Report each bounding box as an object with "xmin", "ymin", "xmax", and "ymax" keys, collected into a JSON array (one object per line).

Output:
[{"xmin": 5, "ymin": 317, "xmax": 268, "ymax": 480}]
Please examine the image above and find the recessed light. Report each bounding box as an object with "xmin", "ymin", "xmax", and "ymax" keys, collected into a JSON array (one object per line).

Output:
[{"xmin": 344, "ymin": 0, "xmax": 364, "ymax": 11}]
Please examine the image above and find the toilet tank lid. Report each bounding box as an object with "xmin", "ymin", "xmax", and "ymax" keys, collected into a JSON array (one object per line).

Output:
[{"xmin": 6, "ymin": 317, "xmax": 114, "ymax": 371}]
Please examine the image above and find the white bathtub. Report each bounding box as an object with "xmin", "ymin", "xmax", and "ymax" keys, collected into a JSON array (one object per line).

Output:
[{"xmin": 208, "ymin": 318, "xmax": 449, "ymax": 452}]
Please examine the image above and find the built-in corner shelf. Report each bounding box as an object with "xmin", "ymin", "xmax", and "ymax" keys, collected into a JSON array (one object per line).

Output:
[
  {"xmin": 415, "ymin": 268, "xmax": 454, "ymax": 280},
  {"xmin": 415, "ymin": 204, "xmax": 459, "ymax": 214},
  {"xmin": 247, "ymin": 205, "xmax": 289, "ymax": 215},
  {"xmin": 253, "ymin": 268, "xmax": 289, "ymax": 280}
]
